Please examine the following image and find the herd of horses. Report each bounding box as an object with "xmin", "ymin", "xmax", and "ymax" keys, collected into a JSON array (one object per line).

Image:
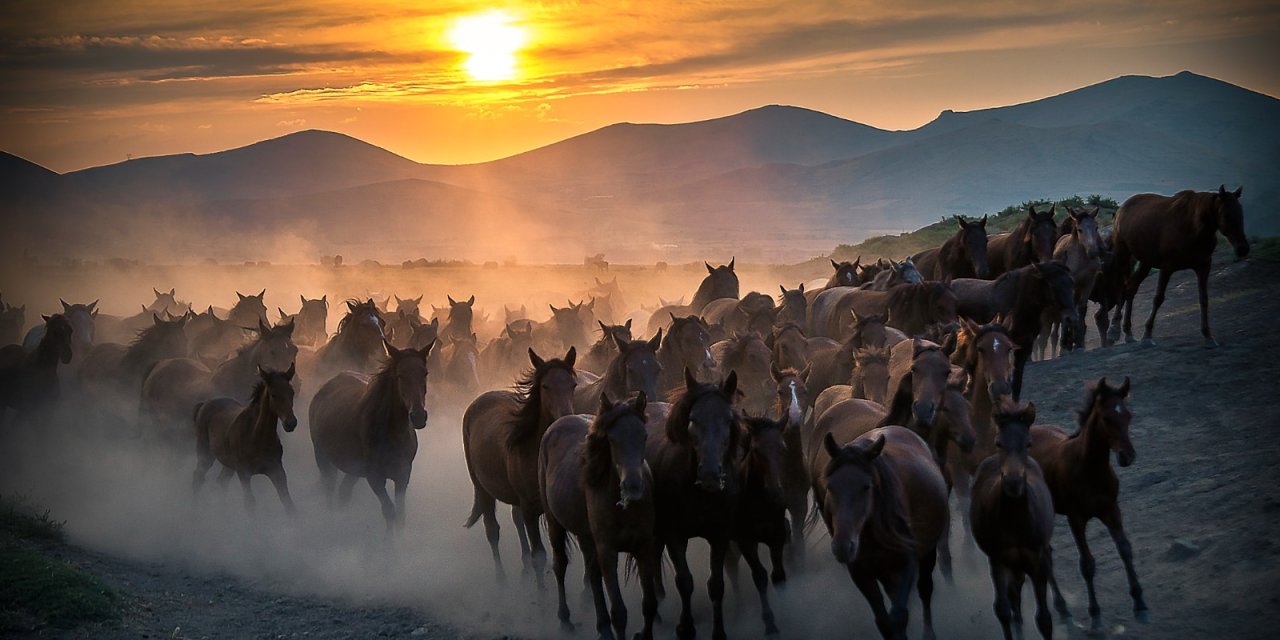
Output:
[{"xmin": 0, "ymin": 186, "xmax": 1250, "ymax": 639}]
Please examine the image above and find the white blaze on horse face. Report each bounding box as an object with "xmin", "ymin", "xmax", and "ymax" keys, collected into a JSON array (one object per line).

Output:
[
  {"xmin": 787, "ymin": 380, "xmax": 802, "ymax": 425},
  {"xmin": 992, "ymin": 336, "xmax": 1002, "ymax": 352}
]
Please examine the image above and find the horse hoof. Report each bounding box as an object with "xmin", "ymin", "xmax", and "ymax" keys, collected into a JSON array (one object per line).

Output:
[
  {"xmin": 1135, "ymin": 609, "xmax": 1151, "ymax": 624},
  {"xmin": 1204, "ymin": 339, "xmax": 1219, "ymax": 349},
  {"xmin": 765, "ymin": 623, "xmax": 780, "ymax": 636},
  {"xmin": 560, "ymin": 620, "xmax": 576, "ymax": 633}
]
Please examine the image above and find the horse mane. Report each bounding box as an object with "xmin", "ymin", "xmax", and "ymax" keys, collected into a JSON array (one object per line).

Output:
[
  {"xmin": 335, "ymin": 299, "xmax": 370, "ymax": 335},
  {"xmin": 665, "ymin": 380, "xmax": 738, "ymax": 447},
  {"xmin": 507, "ymin": 358, "xmax": 575, "ymax": 448},
  {"xmin": 581, "ymin": 401, "xmax": 640, "ymax": 488},
  {"xmin": 1069, "ymin": 380, "xmax": 1108, "ymax": 438},
  {"xmin": 825, "ymin": 447, "xmax": 915, "ymax": 554}
]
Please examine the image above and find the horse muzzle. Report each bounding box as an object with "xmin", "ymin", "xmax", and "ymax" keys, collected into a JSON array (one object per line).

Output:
[
  {"xmin": 911, "ymin": 400, "xmax": 936, "ymax": 429},
  {"xmin": 955, "ymin": 432, "xmax": 976, "ymax": 454},
  {"xmin": 410, "ymin": 409, "xmax": 428, "ymax": 429},
  {"xmin": 831, "ymin": 538, "xmax": 857, "ymax": 565},
  {"xmin": 696, "ymin": 469, "xmax": 727, "ymax": 492},
  {"xmin": 282, "ymin": 416, "xmax": 298, "ymax": 432},
  {"xmin": 1234, "ymin": 242, "xmax": 1251, "ymax": 259},
  {"xmin": 618, "ymin": 479, "xmax": 646, "ymax": 508},
  {"xmin": 1116, "ymin": 449, "xmax": 1135, "ymax": 467},
  {"xmin": 1001, "ymin": 472, "xmax": 1027, "ymax": 499}
]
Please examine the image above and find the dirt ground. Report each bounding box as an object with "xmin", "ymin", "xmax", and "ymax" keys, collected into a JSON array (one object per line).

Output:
[{"xmin": 2, "ymin": 255, "xmax": 1278, "ymax": 639}]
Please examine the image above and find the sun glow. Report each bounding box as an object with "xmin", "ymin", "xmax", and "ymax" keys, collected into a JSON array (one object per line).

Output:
[{"xmin": 447, "ymin": 10, "xmax": 527, "ymax": 82}]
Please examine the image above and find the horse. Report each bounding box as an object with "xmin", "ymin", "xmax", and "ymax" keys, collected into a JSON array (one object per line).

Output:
[
  {"xmin": 228, "ymin": 290, "xmax": 269, "ymax": 329},
  {"xmin": 581, "ymin": 319, "xmax": 634, "ymax": 375},
  {"xmin": 309, "ymin": 340, "xmax": 432, "ymax": 533},
  {"xmin": 1039, "ymin": 206, "xmax": 1103, "ymax": 358},
  {"xmin": 656, "ymin": 314, "xmax": 716, "ymax": 394},
  {"xmin": 189, "ymin": 307, "xmax": 250, "ymax": 365},
  {"xmin": 479, "ymin": 321, "xmax": 533, "ymax": 384},
  {"xmin": 192, "ymin": 365, "xmax": 299, "ymax": 514},
  {"xmin": 859, "ymin": 258, "xmax": 924, "ymax": 291},
  {"xmin": 575, "ymin": 332, "xmax": 662, "ymax": 413},
  {"xmin": 702, "ymin": 292, "xmax": 776, "ymax": 339},
  {"xmin": 811, "ymin": 282, "xmax": 957, "ymax": 340},
  {"xmin": 96, "ymin": 288, "xmax": 191, "ymax": 344},
  {"xmin": 540, "ymin": 300, "xmax": 596, "ymax": 354},
  {"xmin": 805, "ymin": 312, "xmax": 890, "ymax": 396},
  {"xmin": 645, "ymin": 370, "xmax": 741, "ymax": 640},
  {"xmin": 312, "ymin": 299, "xmax": 386, "ymax": 381},
  {"xmin": 776, "ymin": 284, "xmax": 808, "ymax": 330},
  {"xmin": 767, "ymin": 323, "xmax": 809, "ymax": 372},
  {"xmin": 690, "ymin": 259, "xmax": 740, "ymax": 314},
  {"xmin": 951, "ymin": 262, "xmax": 1076, "ymax": 399},
  {"xmin": 0, "ymin": 313, "xmax": 73, "ymax": 421},
  {"xmin": 386, "ymin": 309, "xmax": 421, "ymax": 349},
  {"xmin": 913, "ymin": 215, "xmax": 991, "ymax": 280},
  {"xmin": 79, "ymin": 313, "xmax": 189, "ymax": 412},
  {"xmin": 730, "ymin": 414, "xmax": 790, "ymax": 635},
  {"xmin": 440, "ymin": 294, "xmax": 476, "ymax": 342},
  {"xmin": 824, "ymin": 257, "xmax": 864, "ymax": 289},
  {"xmin": 812, "ymin": 345, "xmax": 891, "ymax": 425},
  {"xmin": 463, "ymin": 348, "xmax": 578, "ymax": 582},
  {"xmin": 437, "ymin": 333, "xmax": 481, "ymax": 394},
  {"xmin": 709, "ymin": 331, "xmax": 773, "ymax": 417},
  {"xmin": 643, "ymin": 296, "xmax": 690, "ymax": 335},
  {"xmin": 812, "ymin": 427, "xmax": 948, "ymax": 640},
  {"xmin": 987, "ymin": 205, "xmax": 1060, "ymax": 279},
  {"xmin": 23, "ymin": 299, "xmax": 97, "ymax": 369},
  {"xmin": 1113, "ymin": 186, "xmax": 1250, "ymax": 347},
  {"xmin": 540, "ymin": 393, "xmax": 658, "ymax": 640},
  {"xmin": 587, "ymin": 276, "xmax": 629, "ymax": 325},
  {"xmin": 770, "ymin": 365, "xmax": 812, "ymax": 566},
  {"xmin": 1029, "ymin": 377, "xmax": 1149, "ymax": 631},
  {"xmin": 277, "ymin": 295, "xmax": 329, "ymax": 347},
  {"xmin": 970, "ymin": 400, "xmax": 1056, "ymax": 640},
  {"xmin": 883, "ymin": 338, "xmax": 954, "ymax": 435},
  {"xmin": 0, "ymin": 299, "xmax": 25, "ymax": 346}
]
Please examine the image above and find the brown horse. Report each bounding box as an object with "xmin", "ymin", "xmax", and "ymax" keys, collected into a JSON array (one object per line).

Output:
[
  {"xmin": 703, "ymin": 291, "xmax": 777, "ymax": 339},
  {"xmin": 951, "ymin": 262, "xmax": 1077, "ymax": 399},
  {"xmin": 987, "ymin": 205, "xmax": 1060, "ymax": 278},
  {"xmin": 309, "ymin": 340, "xmax": 432, "ymax": 533},
  {"xmin": 540, "ymin": 393, "xmax": 659, "ymax": 640},
  {"xmin": 770, "ymin": 366, "xmax": 812, "ymax": 566},
  {"xmin": 581, "ymin": 319, "xmax": 634, "ymax": 375},
  {"xmin": 711, "ymin": 331, "xmax": 773, "ymax": 417},
  {"xmin": 436, "ymin": 333, "xmax": 481, "ymax": 394},
  {"xmin": 971, "ymin": 400, "xmax": 1056, "ymax": 640},
  {"xmin": 811, "ymin": 282, "xmax": 958, "ymax": 340},
  {"xmin": 645, "ymin": 370, "xmax": 741, "ymax": 640},
  {"xmin": 884, "ymin": 338, "xmax": 954, "ymax": 435},
  {"xmin": 312, "ymin": 299, "xmax": 386, "ymax": 381},
  {"xmin": 228, "ymin": 290, "xmax": 269, "ymax": 329},
  {"xmin": 192, "ymin": 365, "xmax": 298, "ymax": 514},
  {"xmin": 190, "ymin": 307, "xmax": 248, "ymax": 365},
  {"xmin": 539, "ymin": 299, "xmax": 596, "ymax": 354},
  {"xmin": 813, "ymin": 427, "xmax": 948, "ymax": 640},
  {"xmin": 731, "ymin": 414, "xmax": 791, "ymax": 635},
  {"xmin": 690, "ymin": 259, "xmax": 740, "ymax": 313},
  {"xmin": 575, "ymin": 332, "xmax": 661, "ymax": 413},
  {"xmin": 288, "ymin": 295, "xmax": 328, "ymax": 347},
  {"xmin": 0, "ymin": 313, "xmax": 73, "ymax": 420},
  {"xmin": 1040, "ymin": 206, "xmax": 1103, "ymax": 358},
  {"xmin": 776, "ymin": 284, "xmax": 808, "ymax": 330},
  {"xmin": 656, "ymin": 314, "xmax": 716, "ymax": 393},
  {"xmin": 1113, "ymin": 186, "xmax": 1250, "ymax": 347},
  {"xmin": 478, "ymin": 321, "xmax": 532, "ymax": 384},
  {"xmin": 1030, "ymin": 377, "xmax": 1148, "ymax": 631},
  {"xmin": 859, "ymin": 258, "xmax": 924, "ymax": 291},
  {"xmin": 913, "ymin": 214, "xmax": 991, "ymax": 280},
  {"xmin": 22, "ymin": 299, "xmax": 97, "ymax": 368},
  {"xmin": 823, "ymin": 257, "xmax": 864, "ymax": 289},
  {"xmin": 766, "ymin": 323, "xmax": 809, "ymax": 372},
  {"xmin": 79, "ymin": 313, "xmax": 188, "ymax": 412},
  {"xmin": 440, "ymin": 294, "xmax": 476, "ymax": 342},
  {"xmin": 463, "ymin": 348, "xmax": 578, "ymax": 582},
  {"xmin": 804, "ymin": 312, "xmax": 889, "ymax": 396}
]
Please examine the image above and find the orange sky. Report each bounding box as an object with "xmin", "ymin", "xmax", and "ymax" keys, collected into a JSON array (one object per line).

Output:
[{"xmin": 3, "ymin": 0, "xmax": 1278, "ymax": 173}]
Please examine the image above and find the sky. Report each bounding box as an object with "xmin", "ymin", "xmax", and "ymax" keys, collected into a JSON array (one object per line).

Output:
[{"xmin": 2, "ymin": 0, "xmax": 1278, "ymax": 173}]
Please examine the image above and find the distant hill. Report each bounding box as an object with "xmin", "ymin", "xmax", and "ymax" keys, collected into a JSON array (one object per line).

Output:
[{"xmin": 3, "ymin": 71, "xmax": 1276, "ymax": 262}]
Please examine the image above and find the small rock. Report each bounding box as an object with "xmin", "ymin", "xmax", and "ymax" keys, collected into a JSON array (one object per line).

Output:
[
  {"xmin": 411, "ymin": 627, "xmax": 430, "ymax": 636},
  {"xmin": 1164, "ymin": 538, "xmax": 1201, "ymax": 561}
]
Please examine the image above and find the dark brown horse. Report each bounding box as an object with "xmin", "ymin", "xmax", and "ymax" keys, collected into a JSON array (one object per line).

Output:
[
  {"xmin": 190, "ymin": 307, "xmax": 247, "ymax": 365},
  {"xmin": 804, "ymin": 312, "xmax": 889, "ymax": 396},
  {"xmin": 540, "ymin": 299, "xmax": 596, "ymax": 354},
  {"xmin": 479, "ymin": 321, "xmax": 532, "ymax": 384},
  {"xmin": 0, "ymin": 298, "xmax": 26, "ymax": 346},
  {"xmin": 859, "ymin": 258, "xmax": 924, "ymax": 291},
  {"xmin": 436, "ymin": 333, "xmax": 481, "ymax": 393},
  {"xmin": 228, "ymin": 290, "xmax": 269, "ymax": 329},
  {"xmin": 913, "ymin": 214, "xmax": 991, "ymax": 280},
  {"xmin": 1030, "ymin": 377, "xmax": 1148, "ymax": 631},
  {"xmin": 22, "ymin": 299, "xmax": 97, "ymax": 368},
  {"xmin": 884, "ymin": 338, "xmax": 954, "ymax": 435},
  {"xmin": 645, "ymin": 370, "xmax": 741, "ymax": 640},
  {"xmin": 770, "ymin": 366, "xmax": 811, "ymax": 566},
  {"xmin": 192, "ymin": 365, "xmax": 298, "ymax": 514},
  {"xmin": 0, "ymin": 313, "xmax": 73, "ymax": 420},
  {"xmin": 581, "ymin": 319, "xmax": 634, "ymax": 375},
  {"xmin": 690, "ymin": 259, "xmax": 740, "ymax": 313},
  {"xmin": 656, "ymin": 314, "xmax": 716, "ymax": 393},
  {"xmin": 309, "ymin": 340, "xmax": 432, "ymax": 533},
  {"xmin": 463, "ymin": 348, "xmax": 578, "ymax": 582},
  {"xmin": 767, "ymin": 323, "xmax": 809, "ymax": 372},
  {"xmin": 440, "ymin": 294, "xmax": 476, "ymax": 342},
  {"xmin": 986, "ymin": 205, "xmax": 1060, "ymax": 279},
  {"xmin": 575, "ymin": 332, "xmax": 661, "ymax": 413},
  {"xmin": 812, "ymin": 427, "xmax": 948, "ymax": 640},
  {"xmin": 312, "ymin": 299, "xmax": 386, "ymax": 381},
  {"xmin": 811, "ymin": 282, "xmax": 957, "ymax": 340},
  {"xmin": 702, "ymin": 292, "xmax": 777, "ymax": 339},
  {"xmin": 1113, "ymin": 186, "xmax": 1250, "ymax": 347},
  {"xmin": 540, "ymin": 393, "xmax": 659, "ymax": 640},
  {"xmin": 1040, "ymin": 206, "xmax": 1103, "ymax": 357},
  {"xmin": 711, "ymin": 331, "xmax": 773, "ymax": 417},
  {"xmin": 824, "ymin": 257, "xmax": 864, "ymax": 289},
  {"xmin": 79, "ymin": 313, "xmax": 188, "ymax": 411},
  {"xmin": 951, "ymin": 262, "xmax": 1077, "ymax": 399},
  {"xmin": 970, "ymin": 400, "xmax": 1056, "ymax": 640},
  {"xmin": 776, "ymin": 284, "xmax": 808, "ymax": 329},
  {"xmin": 730, "ymin": 414, "xmax": 791, "ymax": 635}
]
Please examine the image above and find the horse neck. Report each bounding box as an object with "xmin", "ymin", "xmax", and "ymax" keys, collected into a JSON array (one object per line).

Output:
[
  {"xmin": 1068, "ymin": 405, "xmax": 1113, "ymax": 470},
  {"xmin": 31, "ymin": 333, "xmax": 63, "ymax": 369},
  {"xmin": 360, "ymin": 371, "xmax": 407, "ymax": 435},
  {"xmin": 246, "ymin": 391, "xmax": 282, "ymax": 443}
]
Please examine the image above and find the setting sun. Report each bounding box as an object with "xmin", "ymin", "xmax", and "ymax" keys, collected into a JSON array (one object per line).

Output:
[{"xmin": 447, "ymin": 10, "xmax": 527, "ymax": 82}]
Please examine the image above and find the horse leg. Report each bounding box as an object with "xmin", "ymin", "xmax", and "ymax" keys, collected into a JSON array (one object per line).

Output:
[
  {"xmin": 1100, "ymin": 507, "xmax": 1149, "ymax": 623},
  {"xmin": 1140, "ymin": 268, "xmax": 1172, "ymax": 345},
  {"xmin": 393, "ymin": 475, "xmax": 408, "ymax": 528},
  {"xmin": 850, "ymin": 568, "xmax": 894, "ymax": 640},
  {"xmin": 266, "ymin": 466, "xmax": 297, "ymax": 517},
  {"xmin": 724, "ymin": 542, "xmax": 742, "ymax": 599},
  {"xmin": 512, "ymin": 505, "xmax": 532, "ymax": 575},
  {"xmin": 366, "ymin": 475, "xmax": 397, "ymax": 535},
  {"xmin": 708, "ymin": 538, "xmax": 730, "ymax": 640},
  {"xmin": 315, "ymin": 450, "xmax": 337, "ymax": 509},
  {"xmin": 473, "ymin": 488, "xmax": 505, "ymax": 582},
  {"xmin": 1121, "ymin": 262, "xmax": 1151, "ymax": 343},
  {"xmin": 638, "ymin": 542, "xmax": 660, "ymax": 640},
  {"xmin": 919, "ymin": 549, "xmax": 938, "ymax": 640},
  {"xmin": 1095, "ymin": 301, "xmax": 1112, "ymax": 348},
  {"xmin": 1047, "ymin": 548, "xmax": 1072, "ymax": 624},
  {"xmin": 216, "ymin": 466, "xmax": 234, "ymax": 489},
  {"xmin": 547, "ymin": 518, "xmax": 574, "ymax": 631},
  {"xmin": 768, "ymin": 537, "xmax": 786, "ymax": 586},
  {"xmin": 1032, "ymin": 554, "xmax": 1054, "ymax": 640},
  {"xmin": 599, "ymin": 546, "xmax": 628, "ymax": 640},
  {"xmin": 884, "ymin": 554, "xmax": 917, "ymax": 639},
  {"xmin": 1195, "ymin": 265, "xmax": 1217, "ymax": 348},
  {"xmin": 1068, "ymin": 515, "xmax": 1101, "ymax": 632},
  {"xmin": 667, "ymin": 539, "xmax": 697, "ymax": 640},
  {"xmin": 582, "ymin": 540, "xmax": 613, "ymax": 640},
  {"xmin": 237, "ymin": 470, "xmax": 256, "ymax": 513},
  {"xmin": 1012, "ymin": 347, "xmax": 1030, "ymax": 401},
  {"xmin": 191, "ymin": 454, "xmax": 215, "ymax": 495},
  {"xmin": 522, "ymin": 504, "xmax": 548, "ymax": 590},
  {"xmin": 337, "ymin": 473, "xmax": 359, "ymax": 507},
  {"xmin": 786, "ymin": 497, "xmax": 807, "ymax": 569},
  {"xmin": 738, "ymin": 540, "xmax": 780, "ymax": 635},
  {"xmin": 1009, "ymin": 570, "xmax": 1026, "ymax": 640},
  {"xmin": 990, "ymin": 562, "xmax": 1015, "ymax": 640}
]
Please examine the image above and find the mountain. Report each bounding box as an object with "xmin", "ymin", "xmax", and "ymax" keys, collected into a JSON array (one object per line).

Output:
[{"xmin": 3, "ymin": 71, "xmax": 1277, "ymax": 262}]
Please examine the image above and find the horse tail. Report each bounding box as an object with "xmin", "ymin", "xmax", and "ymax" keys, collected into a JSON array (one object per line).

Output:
[
  {"xmin": 193, "ymin": 402, "xmax": 209, "ymax": 458},
  {"xmin": 461, "ymin": 414, "xmax": 491, "ymax": 529}
]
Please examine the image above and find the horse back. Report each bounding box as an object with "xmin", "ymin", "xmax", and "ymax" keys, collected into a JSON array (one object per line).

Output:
[
  {"xmin": 875, "ymin": 427, "xmax": 949, "ymax": 554},
  {"xmin": 462, "ymin": 390, "xmax": 524, "ymax": 506},
  {"xmin": 1028, "ymin": 423, "xmax": 1119, "ymax": 515},
  {"xmin": 1115, "ymin": 191, "xmax": 1216, "ymax": 268}
]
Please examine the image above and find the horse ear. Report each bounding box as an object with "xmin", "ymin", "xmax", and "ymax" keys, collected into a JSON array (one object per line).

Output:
[
  {"xmin": 88, "ymin": 300, "xmax": 98, "ymax": 312},
  {"xmin": 419, "ymin": 339, "xmax": 436, "ymax": 358},
  {"xmin": 728, "ymin": 257, "xmax": 735, "ymax": 271},
  {"xmin": 154, "ymin": 288, "xmax": 162, "ymax": 298},
  {"xmin": 257, "ymin": 289, "xmax": 265, "ymax": 299},
  {"xmin": 647, "ymin": 329, "xmax": 662, "ymax": 351},
  {"xmin": 448, "ymin": 295, "xmax": 457, "ymax": 305},
  {"xmin": 395, "ymin": 295, "xmax": 404, "ymax": 304},
  {"xmin": 798, "ymin": 282, "xmax": 804, "ymax": 293},
  {"xmin": 770, "ymin": 361, "xmax": 783, "ymax": 382},
  {"xmin": 823, "ymin": 432, "xmax": 841, "ymax": 458},
  {"xmin": 1119, "ymin": 376, "xmax": 1131, "ymax": 397},
  {"xmin": 684, "ymin": 367, "xmax": 699, "ymax": 391},
  {"xmin": 941, "ymin": 331, "xmax": 957, "ymax": 357},
  {"xmin": 830, "ymin": 258, "xmax": 839, "ymax": 270},
  {"xmin": 980, "ymin": 214, "xmax": 988, "ymax": 227},
  {"xmin": 529, "ymin": 348, "xmax": 546, "ymax": 369},
  {"xmin": 624, "ymin": 318, "xmax": 632, "ymax": 330},
  {"xmin": 865, "ymin": 434, "xmax": 887, "ymax": 459},
  {"xmin": 321, "ymin": 295, "xmax": 327, "ymax": 304},
  {"xmin": 722, "ymin": 370, "xmax": 738, "ymax": 398},
  {"xmin": 382, "ymin": 338, "xmax": 398, "ymax": 357},
  {"xmin": 669, "ymin": 311, "xmax": 678, "ymax": 323},
  {"xmin": 278, "ymin": 307, "xmax": 287, "ymax": 320},
  {"xmin": 430, "ymin": 317, "xmax": 439, "ymax": 329},
  {"xmin": 706, "ymin": 261, "xmax": 715, "ymax": 274},
  {"xmin": 564, "ymin": 346, "xmax": 577, "ymax": 368},
  {"xmin": 413, "ymin": 295, "xmax": 422, "ymax": 304},
  {"xmin": 549, "ymin": 304, "xmax": 558, "ymax": 314},
  {"xmin": 60, "ymin": 298, "xmax": 70, "ymax": 313},
  {"xmin": 237, "ymin": 291, "xmax": 246, "ymax": 301},
  {"xmin": 1219, "ymin": 184, "xmax": 1227, "ymax": 195},
  {"xmin": 956, "ymin": 216, "xmax": 967, "ymax": 230},
  {"xmin": 153, "ymin": 313, "xmax": 163, "ymax": 325},
  {"xmin": 258, "ymin": 318, "xmax": 270, "ymax": 335},
  {"xmin": 42, "ymin": 314, "xmax": 51, "ymax": 322},
  {"xmin": 600, "ymin": 392, "xmax": 613, "ymax": 415},
  {"xmin": 467, "ymin": 295, "xmax": 475, "ymax": 306},
  {"xmin": 346, "ymin": 300, "xmax": 357, "ymax": 312},
  {"xmin": 634, "ymin": 390, "xmax": 647, "ymax": 416},
  {"xmin": 256, "ymin": 365, "xmax": 266, "ymax": 378},
  {"xmin": 800, "ymin": 361, "xmax": 813, "ymax": 380},
  {"xmin": 285, "ymin": 362, "xmax": 296, "ymax": 380},
  {"xmin": 595, "ymin": 277, "xmax": 603, "ymax": 286},
  {"xmin": 780, "ymin": 284, "xmax": 787, "ymax": 296},
  {"xmin": 301, "ymin": 295, "xmax": 307, "ymax": 305},
  {"xmin": 851, "ymin": 309, "xmax": 862, "ymax": 325},
  {"xmin": 1233, "ymin": 186, "xmax": 1243, "ymax": 198},
  {"xmin": 598, "ymin": 320, "xmax": 608, "ymax": 333},
  {"xmin": 169, "ymin": 288, "xmax": 176, "ymax": 296},
  {"xmin": 1024, "ymin": 402, "xmax": 1037, "ymax": 424}
]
